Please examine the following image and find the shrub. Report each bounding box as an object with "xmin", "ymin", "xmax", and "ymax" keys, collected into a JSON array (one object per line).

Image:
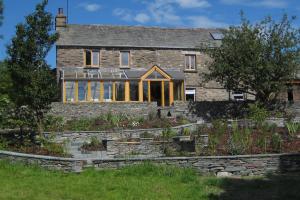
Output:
[
  {"xmin": 270, "ymin": 133, "xmax": 282, "ymax": 153},
  {"xmin": 208, "ymin": 120, "xmax": 227, "ymax": 155},
  {"xmin": 162, "ymin": 127, "xmax": 177, "ymax": 140},
  {"xmin": 43, "ymin": 115, "xmax": 64, "ymax": 132},
  {"xmin": 66, "ymin": 118, "xmax": 93, "ymax": 131},
  {"xmin": 0, "ymin": 137, "xmax": 8, "ymax": 150},
  {"xmin": 248, "ymin": 103, "xmax": 269, "ymax": 127},
  {"xmin": 228, "ymin": 121, "xmax": 253, "ymax": 155},
  {"xmin": 182, "ymin": 128, "xmax": 191, "ymax": 136},
  {"xmin": 285, "ymin": 121, "xmax": 300, "ymax": 138}
]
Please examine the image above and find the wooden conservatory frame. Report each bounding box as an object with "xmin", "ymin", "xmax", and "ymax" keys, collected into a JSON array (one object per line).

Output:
[{"xmin": 62, "ymin": 65, "xmax": 185, "ymax": 107}]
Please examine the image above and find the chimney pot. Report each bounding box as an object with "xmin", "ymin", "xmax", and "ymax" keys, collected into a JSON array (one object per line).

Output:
[{"xmin": 55, "ymin": 8, "xmax": 67, "ymax": 29}]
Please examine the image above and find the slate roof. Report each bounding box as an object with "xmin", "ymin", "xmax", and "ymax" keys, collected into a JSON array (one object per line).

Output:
[{"xmin": 57, "ymin": 24, "xmax": 222, "ymax": 49}]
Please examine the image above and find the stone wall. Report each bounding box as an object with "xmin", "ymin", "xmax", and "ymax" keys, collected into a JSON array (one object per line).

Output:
[
  {"xmin": 106, "ymin": 138, "xmax": 164, "ymax": 158},
  {"xmin": 0, "ymin": 150, "xmax": 85, "ymax": 172},
  {"xmin": 92, "ymin": 153, "xmax": 300, "ymax": 176},
  {"xmin": 1, "ymin": 150, "xmax": 299, "ymax": 176},
  {"xmin": 49, "ymin": 102, "xmax": 157, "ymax": 120}
]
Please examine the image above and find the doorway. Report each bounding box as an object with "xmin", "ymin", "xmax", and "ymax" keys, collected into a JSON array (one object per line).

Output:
[{"xmin": 150, "ymin": 81, "xmax": 162, "ymax": 106}]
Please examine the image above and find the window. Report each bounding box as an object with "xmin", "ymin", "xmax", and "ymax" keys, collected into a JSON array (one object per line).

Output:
[
  {"xmin": 143, "ymin": 81, "xmax": 149, "ymax": 102},
  {"xmin": 85, "ymin": 50, "xmax": 99, "ymax": 67},
  {"xmin": 174, "ymin": 81, "xmax": 183, "ymax": 101},
  {"xmin": 78, "ymin": 81, "xmax": 88, "ymax": 101},
  {"xmin": 65, "ymin": 81, "xmax": 75, "ymax": 102},
  {"xmin": 185, "ymin": 55, "xmax": 196, "ymax": 70},
  {"xmin": 130, "ymin": 81, "xmax": 139, "ymax": 101},
  {"xmin": 104, "ymin": 82, "xmax": 113, "ymax": 101},
  {"xmin": 120, "ymin": 51, "xmax": 130, "ymax": 68},
  {"xmin": 185, "ymin": 88, "xmax": 196, "ymax": 101},
  {"xmin": 115, "ymin": 82, "xmax": 125, "ymax": 101},
  {"xmin": 232, "ymin": 91, "xmax": 244, "ymax": 101},
  {"xmin": 91, "ymin": 82, "xmax": 100, "ymax": 102}
]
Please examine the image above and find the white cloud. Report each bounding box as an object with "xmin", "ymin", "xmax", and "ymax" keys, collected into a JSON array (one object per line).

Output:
[
  {"xmin": 113, "ymin": 8, "xmax": 133, "ymax": 21},
  {"xmin": 134, "ymin": 13, "xmax": 150, "ymax": 23},
  {"xmin": 188, "ymin": 16, "xmax": 228, "ymax": 28},
  {"xmin": 175, "ymin": 0, "xmax": 211, "ymax": 8},
  {"xmin": 220, "ymin": 0, "xmax": 287, "ymax": 8},
  {"xmin": 79, "ymin": 3, "xmax": 101, "ymax": 12}
]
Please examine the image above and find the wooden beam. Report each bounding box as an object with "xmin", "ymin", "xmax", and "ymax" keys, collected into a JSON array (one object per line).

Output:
[
  {"xmin": 148, "ymin": 80, "xmax": 151, "ymax": 102},
  {"xmin": 161, "ymin": 81, "xmax": 165, "ymax": 107},
  {"xmin": 100, "ymin": 81, "xmax": 104, "ymax": 102},
  {"xmin": 138, "ymin": 80, "xmax": 143, "ymax": 102},
  {"xmin": 75, "ymin": 81, "xmax": 78, "ymax": 102},
  {"xmin": 169, "ymin": 80, "xmax": 174, "ymax": 106},
  {"xmin": 63, "ymin": 81, "xmax": 66, "ymax": 103},
  {"xmin": 112, "ymin": 82, "xmax": 116, "ymax": 101},
  {"xmin": 87, "ymin": 81, "xmax": 91, "ymax": 101},
  {"xmin": 181, "ymin": 81, "xmax": 185, "ymax": 101},
  {"xmin": 125, "ymin": 81, "xmax": 130, "ymax": 101}
]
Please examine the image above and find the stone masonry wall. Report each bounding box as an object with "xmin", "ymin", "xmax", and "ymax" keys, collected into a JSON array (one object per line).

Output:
[
  {"xmin": 0, "ymin": 150, "xmax": 85, "ymax": 172},
  {"xmin": 57, "ymin": 46, "xmax": 229, "ymax": 101},
  {"xmin": 1, "ymin": 150, "xmax": 299, "ymax": 176},
  {"xmin": 49, "ymin": 102, "xmax": 157, "ymax": 120},
  {"xmin": 92, "ymin": 153, "xmax": 300, "ymax": 176}
]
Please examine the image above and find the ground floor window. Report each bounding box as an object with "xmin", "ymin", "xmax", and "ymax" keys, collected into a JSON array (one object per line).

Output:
[
  {"xmin": 65, "ymin": 81, "xmax": 75, "ymax": 102},
  {"xmin": 143, "ymin": 81, "xmax": 149, "ymax": 102},
  {"xmin": 104, "ymin": 82, "xmax": 113, "ymax": 101},
  {"xmin": 287, "ymin": 86, "xmax": 294, "ymax": 103},
  {"xmin": 130, "ymin": 81, "xmax": 139, "ymax": 101},
  {"xmin": 78, "ymin": 81, "xmax": 88, "ymax": 101},
  {"xmin": 185, "ymin": 88, "xmax": 196, "ymax": 101},
  {"xmin": 232, "ymin": 91, "xmax": 244, "ymax": 101},
  {"xmin": 174, "ymin": 81, "xmax": 183, "ymax": 101},
  {"xmin": 115, "ymin": 81, "xmax": 125, "ymax": 101},
  {"xmin": 91, "ymin": 82, "xmax": 100, "ymax": 102}
]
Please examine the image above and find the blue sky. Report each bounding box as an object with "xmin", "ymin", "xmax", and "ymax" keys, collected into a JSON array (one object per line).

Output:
[{"xmin": 1, "ymin": 0, "xmax": 300, "ymax": 68}]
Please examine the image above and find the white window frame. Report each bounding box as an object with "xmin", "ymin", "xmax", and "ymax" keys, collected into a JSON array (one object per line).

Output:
[
  {"xmin": 120, "ymin": 51, "xmax": 130, "ymax": 68},
  {"xmin": 232, "ymin": 91, "xmax": 245, "ymax": 101},
  {"xmin": 185, "ymin": 88, "xmax": 196, "ymax": 101},
  {"xmin": 185, "ymin": 54, "xmax": 196, "ymax": 70}
]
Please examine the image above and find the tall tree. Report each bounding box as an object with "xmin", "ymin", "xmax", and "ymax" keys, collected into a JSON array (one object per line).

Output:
[
  {"xmin": 206, "ymin": 13, "xmax": 300, "ymax": 105},
  {"xmin": 7, "ymin": 0, "xmax": 58, "ymax": 133}
]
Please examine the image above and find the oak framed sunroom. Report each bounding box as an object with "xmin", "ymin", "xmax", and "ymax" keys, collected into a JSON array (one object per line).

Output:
[{"xmin": 60, "ymin": 65, "xmax": 185, "ymax": 107}]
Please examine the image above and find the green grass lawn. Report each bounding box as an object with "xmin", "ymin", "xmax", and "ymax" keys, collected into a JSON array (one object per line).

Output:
[{"xmin": 0, "ymin": 161, "xmax": 299, "ymax": 200}]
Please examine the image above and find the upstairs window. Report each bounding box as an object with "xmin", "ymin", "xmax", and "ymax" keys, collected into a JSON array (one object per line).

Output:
[
  {"xmin": 120, "ymin": 51, "xmax": 130, "ymax": 68},
  {"xmin": 185, "ymin": 55, "xmax": 196, "ymax": 70},
  {"xmin": 85, "ymin": 50, "xmax": 99, "ymax": 67}
]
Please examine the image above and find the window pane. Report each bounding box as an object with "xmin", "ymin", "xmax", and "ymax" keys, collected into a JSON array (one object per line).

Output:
[
  {"xmin": 191, "ymin": 55, "xmax": 196, "ymax": 69},
  {"xmin": 174, "ymin": 81, "xmax": 182, "ymax": 101},
  {"xmin": 143, "ymin": 81, "xmax": 148, "ymax": 102},
  {"xmin": 91, "ymin": 82, "xmax": 100, "ymax": 101},
  {"xmin": 115, "ymin": 82, "xmax": 125, "ymax": 101},
  {"xmin": 85, "ymin": 51, "xmax": 91, "ymax": 66},
  {"xmin": 121, "ymin": 51, "xmax": 129, "ymax": 67},
  {"xmin": 164, "ymin": 81, "xmax": 170, "ymax": 106},
  {"xmin": 185, "ymin": 88, "xmax": 195, "ymax": 101},
  {"xmin": 65, "ymin": 81, "xmax": 75, "ymax": 102},
  {"xmin": 78, "ymin": 82, "xmax": 88, "ymax": 101},
  {"xmin": 146, "ymin": 71, "xmax": 164, "ymax": 79},
  {"xmin": 185, "ymin": 56, "xmax": 189, "ymax": 69},
  {"xmin": 92, "ymin": 51, "xmax": 99, "ymax": 66},
  {"xmin": 130, "ymin": 81, "xmax": 139, "ymax": 101},
  {"xmin": 104, "ymin": 82, "xmax": 113, "ymax": 101}
]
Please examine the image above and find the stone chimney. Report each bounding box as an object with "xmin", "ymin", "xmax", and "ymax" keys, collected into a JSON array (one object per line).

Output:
[{"xmin": 55, "ymin": 8, "xmax": 67, "ymax": 29}]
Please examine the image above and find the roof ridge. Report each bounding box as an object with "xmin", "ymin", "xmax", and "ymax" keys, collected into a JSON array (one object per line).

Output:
[{"xmin": 67, "ymin": 24, "xmax": 222, "ymax": 31}]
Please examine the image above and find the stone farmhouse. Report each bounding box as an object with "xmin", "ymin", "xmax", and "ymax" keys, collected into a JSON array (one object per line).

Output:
[{"xmin": 55, "ymin": 8, "xmax": 299, "ymax": 108}]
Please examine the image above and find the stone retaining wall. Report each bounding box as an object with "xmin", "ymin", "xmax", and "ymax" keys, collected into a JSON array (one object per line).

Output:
[
  {"xmin": 0, "ymin": 150, "xmax": 85, "ymax": 172},
  {"xmin": 49, "ymin": 102, "xmax": 157, "ymax": 120},
  {"xmin": 92, "ymin": 153, "xmax": 300, "ymax": 176},
  {"xmin": 0, "ymin": 150, "xmax": 299, "ymax": 176}
]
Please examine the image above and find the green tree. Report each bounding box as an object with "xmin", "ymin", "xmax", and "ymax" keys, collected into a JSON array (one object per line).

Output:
[
  {"xmin": 6, "ymin": 0, "xmax": 58, "ymax": 134},
  {"xmin": 206, "ymin": 13, "xmax": 300, "ymax": 105}
]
